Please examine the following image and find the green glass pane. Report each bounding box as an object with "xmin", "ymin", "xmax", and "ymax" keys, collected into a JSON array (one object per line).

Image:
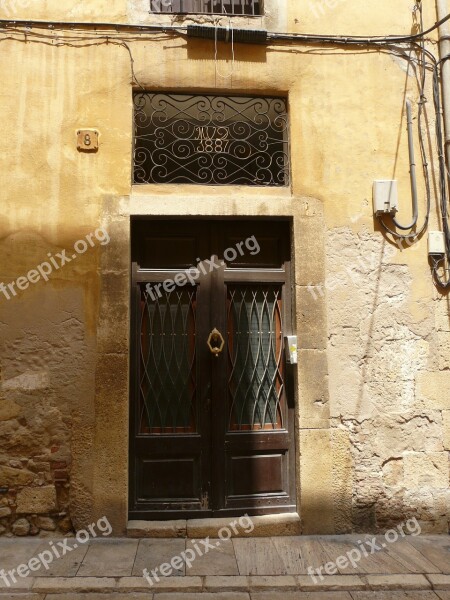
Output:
[
  {"xmin": 228, "ymin": 286, "xmax": 284, "ymax": 430},
  {"xmin": 139, "ymin": 285, "xmax": 196, "ymax": 433}
]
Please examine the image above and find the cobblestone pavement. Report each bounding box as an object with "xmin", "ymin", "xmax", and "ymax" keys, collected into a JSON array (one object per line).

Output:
[{"xmin": 0, "ymin": 534, "xmax": 448, "ymax": 598}]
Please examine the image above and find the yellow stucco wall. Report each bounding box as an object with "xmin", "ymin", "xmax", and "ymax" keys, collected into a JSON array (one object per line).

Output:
[{"xmin": 0, "ymin": 0, "xmax": 448, "ymax": 535}]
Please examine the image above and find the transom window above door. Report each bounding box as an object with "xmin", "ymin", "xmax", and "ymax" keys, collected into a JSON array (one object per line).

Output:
[
  {"xmin": 133, "ymin": 93, "xmax": 290, "ymax": 186},
  {"xmin": 150, "ymin": 0, "xmax": 262, "ymax": 16}
]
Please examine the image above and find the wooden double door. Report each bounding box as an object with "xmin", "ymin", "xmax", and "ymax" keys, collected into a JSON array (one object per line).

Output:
[{"xmin": 129, "ymin": 219, "xmax": 296, "ymax": 519}]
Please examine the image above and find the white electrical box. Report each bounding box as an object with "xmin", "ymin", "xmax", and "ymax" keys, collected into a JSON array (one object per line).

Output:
[
  {"xmin": 285, "ymin": 336, "xmax": 298, "ymax": 365},
  {"xmin": 373, "ymin": 180, "xmax": 399, "ymax": 216},
  {"xmin": 428, "ymin": 231, "xmax": 446, "ymax": 256}
]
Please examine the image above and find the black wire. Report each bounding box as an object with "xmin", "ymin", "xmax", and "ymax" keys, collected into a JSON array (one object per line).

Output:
[
  {"xmin": 0, "ymin": 10, "xmax": 449, "ymax": 43},
  {"xmin": 1, "ymin": 8, "xmax": 450, "ymax": 285},
  {"xmin": 0, "ymin": 18, "xmax": 188, "ymax": 34}
]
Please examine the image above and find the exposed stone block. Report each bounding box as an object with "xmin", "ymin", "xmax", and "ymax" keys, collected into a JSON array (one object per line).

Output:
[
  {"xmin": 443, "ymin": 411, "xmax": 450, "ymax": 451},
  {"xmin": 403, "ymin": 453, "xmax": 449, "ymax": 489},
  {"xmin": 35, "ymin": 516, "xmax": 57, "ymax": 531},
  {"xmin": 16, "ymin": 486, "xmax": 57, "ymax": 514},
  {"xmin": 294, "ymin": 216, "xmax": 326, "ymax": 286},
  {"xmin": 298, "ymin": 349, "xmax": 330, "ymax": 429},
  {"xmin": 331, "ymin": 429, "xmax": 353, "ymax": 533},
  {"xmin": 416, "ymin": 372, "xmax": 450, "ymax": 409},
  {"xmin": 296, "ymin": 285, "xmax": 327, "ymax": 350},
  {"xmin": 127, "ymin": 519, "xmax": 187, "ymax": 538},
  {"xmin": 0, "ymin": 398, "xmax": 21, "ymax": 421},
  {"xmin": 300, "ymin": 429, "xmax": 334, "ymax": 534},
  {"xmin": 186, "ymin": 513, "xmax": 300, "ymax": 538},
  {"xmin": 0, "ymin": 465, "xmax": 34, "ymax": 486},
  {"xmin": 11, "ymin": 518, "xmax": 30, "ymax": 536}
]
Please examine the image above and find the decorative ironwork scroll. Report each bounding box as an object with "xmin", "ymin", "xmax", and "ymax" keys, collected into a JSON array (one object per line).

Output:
[
  {"xmin": 133, "ymin": 93, "xmax": 290, "ymax": 186},
  {"xmin": 149, "ymin": 0, "xmax": 261, "ymax": 16}
]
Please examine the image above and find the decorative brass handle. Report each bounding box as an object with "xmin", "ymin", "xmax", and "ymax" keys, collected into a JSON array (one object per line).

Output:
[{"xmin": 207, "ymin": 328, "xmax": 225, "ymax": 357}]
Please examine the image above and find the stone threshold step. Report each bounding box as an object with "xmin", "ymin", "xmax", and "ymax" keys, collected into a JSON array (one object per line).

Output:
[
  {"xmin": 127, "ymin": 513, "xmax": 301, "ymax": 538},
  {"xmin": 1, "ymin": 573, "xmax": 447, "ymax": 594}
]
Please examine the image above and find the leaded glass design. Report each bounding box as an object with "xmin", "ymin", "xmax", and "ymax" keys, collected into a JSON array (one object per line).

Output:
[
  {"xmin": 139, "ymin": 284, "xmax": 197, "ymax": 434},
  {"xmin": 133, "ymin": 93, "xmax": 290, "ymax": 186},
  {"xmin": 227, "ymin": 285, "xmax": 284, "ymax": 430}
]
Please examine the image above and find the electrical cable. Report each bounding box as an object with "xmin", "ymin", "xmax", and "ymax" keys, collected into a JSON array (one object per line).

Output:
[
  {"xmin": 0, "ymin": 10, "xmax": 449, "ymax": 43},
  {"xmin": 1, "ymin": 7, "xmax": 450, "ymax": 286},
  {"xmin": 377, "ymin": 4, "xmax": 432, "ymax": 244}
]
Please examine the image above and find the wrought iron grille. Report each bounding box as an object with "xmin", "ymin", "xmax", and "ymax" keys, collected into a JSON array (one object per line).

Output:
[
  {"xmin": 227, "ymin": 285, "xmax": 285, "ymax": 430},
  {"xmin": 133, "ymin": 93, "xmax": 290, "ymax": 186},
  {"xmin": 150, "ymin": 0, "xmax": 262, "ymax": 15},
  {"xmin": 139, "ymin": 284, "xmax": 197, "ymax": 434}
]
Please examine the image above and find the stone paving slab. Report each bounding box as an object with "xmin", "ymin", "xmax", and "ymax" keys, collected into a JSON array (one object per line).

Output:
[
  {"xmin": 347, "ymin": 536, "xmax": 406, "ymax": 575},
  {"xmin": 251, "ymin": 593, "xmax": 353, "ymax": 599},
  {"xmin": 318, "ymin": 538, "xmax": 366, "ymax": 575},
  {"xmin": 133, "ymin": 539, "xmax": 186, "ymax": 577},
  {"xmin": 297, "ymin": 574, "xmax": 366, "ymax": 591},
  {"xmin": 203, "ymin": 576, "xmax": 250, "ymax": 591},
  {"xmin": 436, "ymin": 593, "xmax": 450, "ymax": 599},
  {"xmin": 186, "ymin": 539, "xmax": 239, "ymax": 576},
  {"xmin": 248, "ymin": 575, "xmax": 298, "ymax": 591},
  {"xmin": 271, "ymin": 536, "xmax": 309, "ymax": 574},
  {"xmin": 0, "ymin": 574, "xmax": 34, "ymax": 591},
  {"xmin": 154, "ymin": 594, "xmax": 250, "ymax": 600},
  {"xmin": 295, "ymin": 538, "xmax": 334, "ymax": 573},
  {"xmin": 0, "ymin": 594, "xmax": 45, "ymax": 600},
  {"xmin": 117, "ymin": 575, "xmax": 202, "ymax": 592},
  {"xmin": 364, "ymin": 574, "xmax": 431, "ymax": 590},
  {"xmin": 43, "ymin": 592, "xmax": 153, "ymax": 600},
  {"xmin": 32, "ymin": 577, "xmax": 116, "ymax": 593},
  {"xmin": 350, "ymin": 593, "xmax": 440, "ymax": 599},
  {"xmin": 0, "ymin": 539, "xmax": 43, "ymax": 573},
  {"xmin": 428, "ymin": 574, "xmax": 450, "ymax": 589},
  {"xmin": 408, "ymin": 538, "xmax": 450, "ymax": 574},
  {"xmin": 33, "ymin": 540, "xmax": 89, "ymax": 577},
  {"xmin": 128, "ymin": 520, "xmax": 187, "ymax": 539},
  {"xmin": 232, "ymin": 538, "xmax": 287, "ymax": 575},
  {"xmin": 377, "ymin": 538, "xmax": 443, "ymax": 574},
  {"xmin": 76, "ymin": 539, "xmax": 138, "ymax": 577},
  {"xmin": 43, "ymin": 592, "xmax": 155, "ymax": 600}
]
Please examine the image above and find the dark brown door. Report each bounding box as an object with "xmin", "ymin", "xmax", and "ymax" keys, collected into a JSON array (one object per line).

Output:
[{"xmin": 129, "ymin": 219, "xmax": 296, "ymax": 519}]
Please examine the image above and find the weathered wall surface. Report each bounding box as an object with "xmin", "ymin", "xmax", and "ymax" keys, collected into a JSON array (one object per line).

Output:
[{"xmin": 0, "ymin": 0, "xmax": 448, "ymax": 535}]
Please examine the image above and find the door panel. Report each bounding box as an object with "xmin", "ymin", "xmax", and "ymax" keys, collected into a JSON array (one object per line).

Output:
[
  {"xmin": 228, "ymin": 454, "xmax": 284, "ymax": 495},
  {"xmin": 130, "ymin": 219, "xmax": 295, "ymax": 519}
]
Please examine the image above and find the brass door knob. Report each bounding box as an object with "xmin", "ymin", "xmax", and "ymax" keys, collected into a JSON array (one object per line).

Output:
[{"xmin": 207, "ymin": 328, "xmax": 225, "ymax": 357}]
